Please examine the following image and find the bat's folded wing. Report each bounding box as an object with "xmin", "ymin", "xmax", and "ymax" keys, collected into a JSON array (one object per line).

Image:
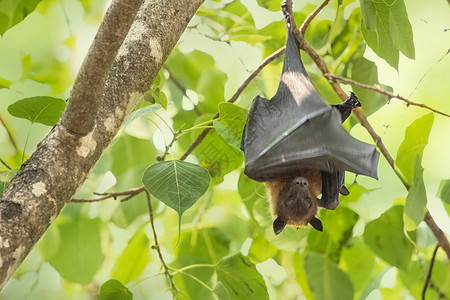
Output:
[{"xmin": 242, "ymin": 96, "xmax": 379, "ymax": 182}]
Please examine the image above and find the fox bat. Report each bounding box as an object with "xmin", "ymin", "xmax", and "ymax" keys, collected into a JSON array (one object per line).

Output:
[{"xmin": 240, "ymin": 6, "xmax": 379, "ymax": 234}]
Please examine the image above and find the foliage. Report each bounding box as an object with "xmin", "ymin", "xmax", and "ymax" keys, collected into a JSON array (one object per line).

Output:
[{"xmin": 0, "ymin": 0, "xmax": 449, "ymax": 299}]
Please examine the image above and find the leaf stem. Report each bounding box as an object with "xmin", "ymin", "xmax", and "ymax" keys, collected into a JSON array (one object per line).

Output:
[
  {"xmin": 144, "ymin": 190, "xmax": 179, "ymax": 296},
  {"xmin": 21, "ymin": 124, "xmax": 33, "ymax": 164}
]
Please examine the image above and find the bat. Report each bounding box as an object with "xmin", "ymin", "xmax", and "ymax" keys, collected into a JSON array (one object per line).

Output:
[{"xmin": 240, "ymin": 6, "xmax": 379, "ymax": 235}]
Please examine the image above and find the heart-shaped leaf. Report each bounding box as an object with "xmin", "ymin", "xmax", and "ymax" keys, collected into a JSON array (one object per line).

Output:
[
  {"xmin": 99, "ymin": 279, "xmax": 132, "ymax": 300},
  {"xmin": 142, "ymin": 160, "xmax": 210, "ymax": 218},
  {"xmin": 8, "ymin": 96, "xmax": 66, "ymax": 126}
]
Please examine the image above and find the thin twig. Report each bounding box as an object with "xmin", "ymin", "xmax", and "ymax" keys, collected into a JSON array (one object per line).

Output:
[
  {"xmin": 144, "ymin": 190, "xmax": 178, "ymax": 296},
  {"xmin": 157, "ymin": 130, "xmax": 181, "ymax": 162},
  {"xmin": 71, "ymin": 187, "xmax": 145, "ymax": 202},
  {"xmin": 289, "ymin": 0, "xmax": 449, "ymax": 258},
  {"xmin": 164, "ymin": 65, "xmax": 202, "ymax": 116},
  {"xmin": 328, "ymin": 74, "xmax": 450, "ymax": 118},
  {"xmin": 299, "ymin": 0, "xmax": 330, "ymax": 36},
  {"xmin": 422, "ymin": 244, "xmax": 440, "ymax": 300},
  {"xmin": 179, "ymin": 46, "xmax": 285, "ymax": 160},
  {"xmin": 424, "ymin": 212, "xmax": 450, "ymax": 259}
]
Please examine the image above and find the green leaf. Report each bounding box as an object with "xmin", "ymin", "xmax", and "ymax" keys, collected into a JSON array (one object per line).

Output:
[
  {"xmin": 404, "ymin": 156, "xmax": 427, "ymax": 231},
  {"xmin": 157, "ymin": 91, "xmax": 168, "ymax": 110},
  {"xmin": 228, "ymin": 34, "xmax": 272, "ymax": 44},
  {"xmin": 174, "ymin": 228, "xmax": 230, "ymax": 299},
  {"xmin": 99, "ymin": 279, "xmax": 133, "ymax": 300},
  {"xmin": 47, "ymin": 216, "xmax": 104, "ymax": 284},
  {"xmin": 237, "ymin": 173, "xmax": 267, "ymax": 221},
  {"xmin": 0, "ymin": 181, "xmax": 9, "ymax": 196},
  {"xmin": 123, "ymin": 104, "xmax": 162, "ymax": 128},
  {"xmin": 142, "ymin": 160, "xmax": 210, "ymax": 217},
  {"xmin": 351, "ymin": 57, "xmax": 390, "ymax": 116},
  {"xmin": 8, "ymin": 96, "xmax": 66, "ymax": 126},
  {"xmin": 360, "ymin": 0, "xmax": 415, "ymax": 69},
  {"xmin": 307, "ymin": 207, "xmax": 359, "ymax": 263},
  {"xmin": 248, "ymin": 233, "xmax": 278, "ymax": 263},
  {"xmin": 0, "ymin": 0, "xmax": 42, "ymax": 36},
  {"xmin": 358, "ymin": 268, "xmax": 390, "ymax": 300},
  {"xmin": 304, "ymin": 252, "xmax": 354, "ymax": 300},
  {"xmin": 437, "ymin": 179, "xmax": 450, "ymax": 204},
  {"xmin": 340, "ymin": 238, "xmax": 376, "ymax": 293},
  {"xmin": 110, "ymin": 227, "xmax": 149, "ymax": 284},
  {"xmin": 363, "ymin": 206, "xmax": 414, "ymax": 270},
  {"xmin": 214, "ymin": 282, "xmax": 230, "ymax": 300},
  {"xmin": 396, "ymin": 113, "xmax": 434, "ymax": 184},
  {"xmin": 215, "ymin": 253, "xmax": 269, "ymax": 300},
  {"xmin": 193, "ymin": 125, "xmax": 244, "ymax": 184},
  {"xmin": 215, "ymin": 103, "xmax": 248, "ymax": 150}
]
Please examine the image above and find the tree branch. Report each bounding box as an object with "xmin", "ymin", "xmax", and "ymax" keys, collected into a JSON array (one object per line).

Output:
[
  {"xmin": 71, "ymin": 187, "xmax": 145, "ymax": 203},
  {"xmin": 327, "ymin": 74, "xmax": 450, "ymax": 118},
  {"xmin": 0, "ymin": 0, "xmax": 204, "ymax": 290},
  {"xmin": 61, "ymin": 0, "xmax": 144, "ymax": 135}
]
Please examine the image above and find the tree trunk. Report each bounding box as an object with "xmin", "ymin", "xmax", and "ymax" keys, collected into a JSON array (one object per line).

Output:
[{"xmin": 0, "ymin": 0, "xmax": 204, "ymax": 290}]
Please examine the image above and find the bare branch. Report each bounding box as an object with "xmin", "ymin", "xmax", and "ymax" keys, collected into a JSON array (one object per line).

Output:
[
  {"xmin": 179, "ymin": 46, "xmax": 285, "ymax": 160},
  {"xmin": 328, "ymin": 74, "xmax": 450, "ymax": 118},
  {"xmin": 71, "ymin": 187, "xmax": 145, "ymax": 203}
]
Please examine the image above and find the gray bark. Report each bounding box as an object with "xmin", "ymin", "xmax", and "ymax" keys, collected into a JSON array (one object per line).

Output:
[{"xmin": 0, "ymin": 0, "xmax": 204, "ymax": 290}]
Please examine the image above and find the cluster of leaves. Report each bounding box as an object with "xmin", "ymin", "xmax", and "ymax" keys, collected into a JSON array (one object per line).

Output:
[{"xmin": 1, "ymin": 0, "xmax": 449, "ymax": 300}]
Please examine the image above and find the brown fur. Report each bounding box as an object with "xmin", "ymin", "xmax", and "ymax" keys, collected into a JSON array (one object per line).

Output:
[{"xmin": 265, "ymin": 169, "xmax": 322, "ymax": 227}]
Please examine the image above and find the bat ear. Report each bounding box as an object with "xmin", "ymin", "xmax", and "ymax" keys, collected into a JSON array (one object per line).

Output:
[
  {"xmin": 340, "ymin": 185, "xmax": 350, "ymax": 196},
  {"xmin": 309, "ymin": 217, "xmax": 323, "ymax": 232},
  {"xmin": 273, "ymin": 217, "xmax": 286, "ymax": 235}
]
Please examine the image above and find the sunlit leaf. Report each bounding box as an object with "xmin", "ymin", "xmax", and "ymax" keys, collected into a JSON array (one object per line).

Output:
[
  {"xmin": 340, "ymin": 238, "xmax": 376, "ymax": 293},
  {"xmin": 99, "ymin": 279, "xmax": 133, "ymax": 300},
  {"xmin": 363, "ymin": 206, "xmax": 414, "ymax": 270},
  {"xmin": 404, "ymin": 156, "xmax": 427, "ymax": 231},
  {"xmin": 0, "ymin": 0, "xmax": 42, "ymax": 35},
  {"xmin": 351, "ymin": 57, "xmax": 390, "ymax": 116},
  {"xmin": 194, "ymin": 128, "xmax": 243, "ymax": 184},
  {"xmin": 396, "ymin": 113, "xmax": 434, "ymax": 184},
  {"xmin": 142, "ymin": 160, "xmax": 210, "ymax": 218},
  {"xmin": 110, "ymin": 227, "xmax": 149, "ymax": 284},
  {"xmin": 437, "ymin": 179, "xmax": 450, "ymax": 204},
  {"xmin": 358, "ymin": 268, "xmax": 390, "ymax": 300},
  {"xmin": 360, "ymin": 0, "xmax": 415, "ymax": 68},
  {"xmin": 228, "ymin": 34, "xmax": 272, "ymax": 44},
  {"xmin": 304, "ymin": 252, "xmax": 354, "ymax": 300},
  {"xmin": 123, "ymin": 104, "xmax": 162, "ymax": 128},
  {"xmin": 215, "ymin": 253, "xmax": 269, "ymax": 300},
  {"xmin": 214, "ymin": 102, "xmax": 248, "ymax": 150},
  {"xmin": 214, "ymin": 282, "xmax": 230, "ymax": 300},
  {"xmin": 307, "ymin": 207, "xmax": 359, "ymax": 263},
  {"xmin": 8, "ymin": 96, "xmax": 66, "ymax": 126},
  {"xmin": 174, "ymin": 228, "xmax": 230, "ymax": 299},
  {"xmin": 47, "ymin": 216, "xmax": 104, "ymax": 284}
]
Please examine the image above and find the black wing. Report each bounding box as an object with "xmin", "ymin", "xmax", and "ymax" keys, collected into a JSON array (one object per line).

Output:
[{"xmin": 241, "ymin": 16, "xmax": 379, "ymax": 182}]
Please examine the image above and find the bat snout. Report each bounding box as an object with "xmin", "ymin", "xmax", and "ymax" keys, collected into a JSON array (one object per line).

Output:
[{"xmin": 293, "ymin": 177, "xmax": 308, "ymax": 187}]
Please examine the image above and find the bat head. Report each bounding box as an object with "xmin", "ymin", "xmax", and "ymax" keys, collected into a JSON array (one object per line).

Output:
[{"xmin": 273, "ymin": 177, "xmax": 322, "ymax": 235}]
